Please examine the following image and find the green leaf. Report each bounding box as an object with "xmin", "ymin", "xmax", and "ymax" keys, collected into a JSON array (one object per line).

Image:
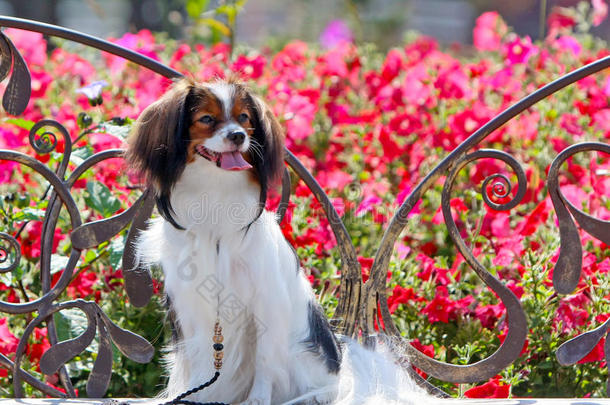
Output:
[
  {"xmin": 11, "ymin": 207, "xmax": 46, "ymax": 222},
  {"xmin": 54, "ymin": 308, "xmax": 96, "ymax": 351},
  {"xmin": 108, "ymin": 236, "xmax": 124, "ymax": 271},
  {"xmin": 186, "ymin": 0, "xmax": 209, "ymax": 19},
  {"xmin": 100, "ymin": 121, "xmax": 132, "ymax": 141},
  {"xmin": 84, "ymin": 181, "xmax": 121, "ymax": 217},
  {"xmin": 70, "ymin": 145, "xmax": 94, "ymax": 166},
  {"xmin": 54, "ymin": 311, "xmax": 72, "ymax": 342},
  {"xmin": 198, "ymin": 18, "xmax": 231, "ymax": 36},
  {"xmin": 85, "ymin": 249, "xmax": 97, "ymax": 263},
  {"xmin": 4, "ymin": 118, "xmax": 35, "ymax": 131},
  {"xmin": 216, "ymin": 5, "xmax": 237, "ymax": 18},
  {"xmin": 50, "ymin": 254, "xmax": 70, "ymax": 274}
]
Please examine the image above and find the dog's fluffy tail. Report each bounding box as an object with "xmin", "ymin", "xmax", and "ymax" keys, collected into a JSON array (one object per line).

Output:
[{"xmin": 284, "ymin": 336, "xmax": 438, "ymax": 405}]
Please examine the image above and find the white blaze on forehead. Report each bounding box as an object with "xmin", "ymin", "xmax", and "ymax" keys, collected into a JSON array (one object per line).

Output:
[{"xmin": 208, "ymin": 83, "xmax": 235, "ymax": 121}]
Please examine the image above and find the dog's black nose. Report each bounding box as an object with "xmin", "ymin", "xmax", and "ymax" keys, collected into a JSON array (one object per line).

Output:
[{"xmin": 227, "ymin": 131, "xmax": 246, "ymax": 146}]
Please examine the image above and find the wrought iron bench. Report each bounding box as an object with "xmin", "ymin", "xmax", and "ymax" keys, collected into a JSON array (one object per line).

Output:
[{"xmin": 0, "ymin": 15, "xmax": 608, "ymax": 402}]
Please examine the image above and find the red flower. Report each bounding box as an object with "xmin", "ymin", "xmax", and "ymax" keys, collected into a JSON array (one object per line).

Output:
[
  {"xmin": 556, "ymin": 298, "xmax": 590, "ymax": 333},
  {"xmin": 422, "ymin": 292, "xmax": 457, "ymax": 323},
  {"xmin": 516, "ymin": 199, "xmax": 551, "ymax": 236},
  {"xmin": 21, "ymin": 222, "xmax": 66, "ymax": 260},
  {"xmin": 387, "ymin": 286, "xmax": 421, "ymax": 313},
  {"xmin": 410, "ymin": 338, "xmax": 435, "ymax": 378},
  {"xmin": 378, "ymin": 126, "xmax": 404, "ymax": 160},
  {"xmin": 464, "ymin": 377, "xmax": 510, "ymax": 398},
  {"xmin": 0, "ymin": 283, "xmax": 19, "ymax": 303},
  {"xmin": 28, "ymin": 327, "xmax": 51, "ymax": 365},
  {"xmin": 169, "ymin": 43, "xmax": 191, "ymax": 67},
  {"xmin": 476, "ymin": 304, "xmax": 504, "ymax": 329},
  {"xmin": 547, "ymin": 7, "xmax": 577, "ymax": 38},
  {"xmin": 577, "ymin": 337, "xmax": 605, "ymax": 363},
  {"xmin": 498, "ymin": 329, "xmax": 529, "ymax": 356},
  {"xmin": 381, "ymin": 49, "xmax": 404, "ymax": 82},
  {"xmin": 358, "ymin": 256, "xmax": 374, "ymax": 283}
]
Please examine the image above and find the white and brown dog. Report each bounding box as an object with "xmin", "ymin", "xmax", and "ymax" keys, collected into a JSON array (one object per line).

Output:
[{"xmin": 127, "ymin": 78, "xmax": 429, "ymax": 405}]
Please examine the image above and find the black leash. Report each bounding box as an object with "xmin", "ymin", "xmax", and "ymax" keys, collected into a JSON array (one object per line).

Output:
[
  {"xmin": 159, "ymin": 318, "xmax": 229, "ymax": 405},
  {"xmin": 158, "ymin": 371, "xmax": 229, "ymax": 405}
]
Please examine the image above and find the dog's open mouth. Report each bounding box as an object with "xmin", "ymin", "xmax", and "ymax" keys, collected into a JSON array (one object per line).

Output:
[{"xmin": 195, "ymin": 144, "xmax": 253, "ymax": 171}]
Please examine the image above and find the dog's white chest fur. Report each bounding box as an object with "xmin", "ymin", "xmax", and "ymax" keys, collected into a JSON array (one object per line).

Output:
[{"xmin": 137, "ymin": 162, "xmax": 334, "ymax": 404}]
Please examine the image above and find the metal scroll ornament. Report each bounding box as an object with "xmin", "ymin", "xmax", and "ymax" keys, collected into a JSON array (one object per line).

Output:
[
  {"xmin": 0, "ymin": 31, "xmax": 31, "ymax": 115},
  {"xmin": 0, "ymin": 116, "xmax": 156, "ymax": 396},
  {"xmin": 550, "ymin": 143, "xmax": 610, "ymax": 393},
  {"xmin": 0, "ymin": 15, "xmax": 608, "ymax": 399},
  {"xmin": 357, "ymin": 56, "xmax": 610, "ymax": 388},
  {"xmin": 0, "ymin": 34, "xmax": 156, "ymax": 396}
]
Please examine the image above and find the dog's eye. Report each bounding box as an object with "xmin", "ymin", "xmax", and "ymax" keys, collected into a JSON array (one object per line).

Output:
[
  {"xmin": 237, "ymin": 113, "xmax": 249, "ymax": 123},
  {"xmin": 199, "ymin": 115, "xmax": 215, "ymax": 125}
]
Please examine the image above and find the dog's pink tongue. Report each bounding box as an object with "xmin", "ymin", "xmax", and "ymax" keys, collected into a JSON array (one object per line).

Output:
[{"xmin": 219, "ymin": 151, "xmax": 252, "ymax": 171}]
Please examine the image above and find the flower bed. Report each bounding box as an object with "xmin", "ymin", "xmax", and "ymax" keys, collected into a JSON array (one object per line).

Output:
[{"xmin": 0, "ymin": 4, "xmax": 609, "ymax": 399}]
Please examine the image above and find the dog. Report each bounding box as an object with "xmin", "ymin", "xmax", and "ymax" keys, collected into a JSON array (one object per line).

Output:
[{"xmin": 127, "ymin": 78, "xmax": 431, "ymax": 405}]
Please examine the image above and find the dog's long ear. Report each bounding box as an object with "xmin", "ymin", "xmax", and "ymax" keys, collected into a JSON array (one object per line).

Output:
[
  {"xmin": 126, "ymin": 79, "xmax": 194, "ymax": 230},
  {"xmin": 247, "ymin": 92, "xmax": 285, "ymax": 196}
]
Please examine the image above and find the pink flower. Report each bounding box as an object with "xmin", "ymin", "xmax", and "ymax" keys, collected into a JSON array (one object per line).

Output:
[
  {"xmin": 50, "ymin": 49, "xmax": 96, "ymax": 85},
  {"xmin": 281, "ymin": 93, "xmax": 317, "ymax": 141},
  {"xmin": 503, "ymin": 35, "xmax": 538, "ymax": 65},
  {"xmin": 272, "ymin": 41, "xmax": 308, "ymax": 81},
  {"xmin": 473, "ymin": 12, "xmax": 508, "ymax": 51},
  {"xmin": 4, "ymin": 28, "xmax": 47, "ymax": 66},
  {"xmin": 106, "ymin": 30, "xmax": 160, "ymax": 74},
  {"xmin": 554, "ymin": 35, "xmax": 582, "ymax": 56},
  {"xmin": 356, "ymin": 195, "xmax": 383, "ymax": 216},
  {"xmin": 90, "ymin": 133, "xmax": 124, "ymax": 153},
  {"xmin": 231, "ymin": 54, "xmax": 267, "ymax": 79},
  {"xmin": 434, "ymin": 66, "xmax": 472, "ymax": 100},
  {"xmin": 30, "ymin": 70, "xmax": 53, "ymax": 99},
  {"xmin": 560, "ymin": 113, "xmax": 584, "ymax": 136},
  {"xmin": 0, "ymin": 318, "xmax": 19, "ymax": 355},
  {"xmin": 316, "ymin": 45, "xmax": 351, "ymax": 78},
  {"xmin": 319, "ymin": 20, "xmax": 353, "ymax": 49},
  {"xmin": 592, "ymin": 0, "xmax": 608, "ymax": 26}
]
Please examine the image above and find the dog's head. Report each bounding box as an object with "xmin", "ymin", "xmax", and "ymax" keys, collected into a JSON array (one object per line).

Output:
[{"xmin": 126, "ymin": 77, "xmax": 285, "ymax": 229}]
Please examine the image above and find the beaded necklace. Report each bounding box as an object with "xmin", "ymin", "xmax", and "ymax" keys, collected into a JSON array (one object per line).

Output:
[{"xmin": 159, "ymin": 301, "xmax": 228, "ymax": 405}]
